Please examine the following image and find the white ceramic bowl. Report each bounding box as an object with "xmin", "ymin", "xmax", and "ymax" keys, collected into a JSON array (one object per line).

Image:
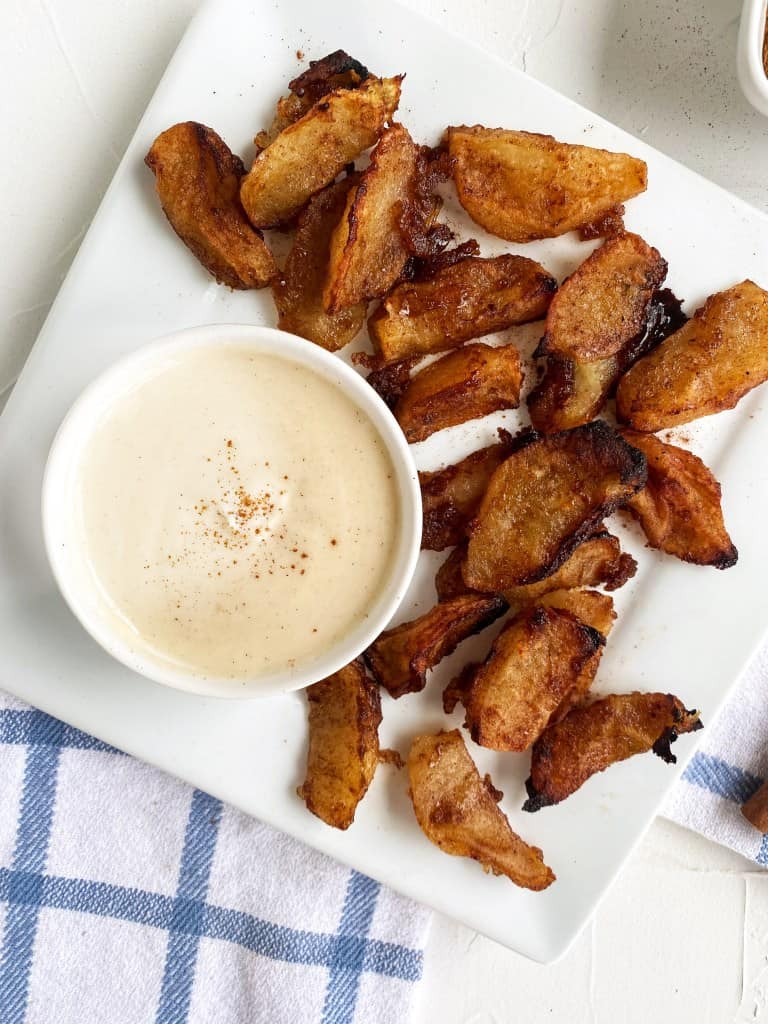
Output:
[
  {"xmin": 738, "ymin": 0, "xmax": 768, "ymax": 116},
  {"xmin": 42, "ymin": 324, "xmax": 422, "ymax": 699}
]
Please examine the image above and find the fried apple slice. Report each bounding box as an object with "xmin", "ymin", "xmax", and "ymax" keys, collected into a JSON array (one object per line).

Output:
[
  {"xmin": 616, "ymin": 280, "xmax": 768, "ymax": 430},
  {"xmin": 419, "ymin": 430, "xmax": 514, "ymax": 551},
  {"xmin": 395, "ymin": 343, "xmax": 522, "ymax": 444},
  {"xmin": 444, "ymin": 126, "xmax": 647, "ymax": 242},
  {"xmin": 408, "ymin": 730, "xmax": 555, "ymax": 890},
  {"xmin": 145, "ymin": 122, "xmax": 276, "ymax": 289},
  {"xmin": 502, "ymin": 530, "xmax": 637, "ymax": 603},
  {"xmin": 442, "ymin": 590, "xmax": 614, "ymax": 718},
  {"xmin": 241, "ymin": 75, "xmax": 402, "ymax": 228},
  {"xmin": 537, "ymin": 589, "xmax": 615, "ymax": 721},
  {"xmin": 460, "ymin": 605, "xmax": 604, "ymax": 751},
  {"xmin": 254, "ymin": 50, "xmax": 370, "ymax": 152},
  {"xmin": 524, "ymin": 692, "xmax": 703, "ymax": 810},
  {"xmin": 538, "ymin": 589, "xmax": 616, "ymax": 637},
  {"xmin": 368, "ymin": 255, "xmax": 556, "ymax": 363},
  {"xmin": 540, "ymin": 233, "xmax": 667, "ymax": 362},
  {"xmin": 528, "ymin": 352, "xmax": 619, "ymax": 433},
  {"xmin": 463, "ymin": 422, "xmax": 647, "ymax": 591},
  {"xmin": 436, "ymin": 531, "xmax": 637, "ymax": 602},
  {"xmin": 272, "ymin": 176, "xmax": 366, "ymax": 350},
  {"xmin": 365, "ymin": 595, "xmax": 506, "ymax": 698},
  {"xmin": 528, "ymin": 288, "xmax": 687, "ymax": 433},
  {"xmin": 324, "ymin": 124, "xmax": 420, "ymax": 311},
  {"xmin": 620, "ymin": 430, "xmax": 738, "ymax": 568},
  {"xmin": 298, "ymin": 660, "xmax": 381, "ymax": 829}
]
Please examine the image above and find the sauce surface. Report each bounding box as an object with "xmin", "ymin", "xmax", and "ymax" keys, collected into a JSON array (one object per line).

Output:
[{"xmin": 75, "ymin": 344, "xmax": 400, "ymax": 680}]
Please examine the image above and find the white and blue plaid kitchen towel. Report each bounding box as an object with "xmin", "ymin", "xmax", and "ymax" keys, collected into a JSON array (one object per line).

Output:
[
  {"xmin": 1, "ymin": 637, "xmax": 766, "ymax": 1024},
  {"xmin": 663, "ymin": 636, "xmax": 768, "ymax": 864},
  {"xmin": 0, "ymin": 691, "xmax": 429, "ymax": 1024}
]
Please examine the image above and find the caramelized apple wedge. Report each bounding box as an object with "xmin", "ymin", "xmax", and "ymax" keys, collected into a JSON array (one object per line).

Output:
[
  {"xmin": 241, "ymin": 75, "xmax": 402, "ymax": 228},
  {"xmin": 620, "ymin": 430, "xmax": 738, "ymax": 568},
  {"xmin": 272, "ymin": 176, "xmax": 366, "ymax": 350},
  {"xmin": 298, "ymin": 660, "xmax": 381, "ymax": 829},
  {"xmin": 368, "ymin": 254, "xmax": 556, "ymax": 363},
  {"xmin": 459, "ymin": 604, "xmax": 604, "ymax": 751},
  {"xmin": 395, "ymin": 343, "xmax": 522, "ymax": 444},
  {"xmin": 463, "ymin": 422, "xmax": 646, "ymax": 591},
  {"xmin": 365, "ymin": 595, "xmax": 506, "ymax": 698},
  {"xmin": 324, "ymin": 123, "xmax": 421, "ymax": 311},
  {"xmin": 145, "ymin": 122, "xmax": 276, "ymax": 289},
  {"xmin": 408, "ymin": 730, "xmax": 555, "ymax": 890},
  {"xmin": 524, "ymin": 692, "xmax": 702, "ymax": 810},
  {"xmin": 616, "ymin": 280, "xmax": 768, "ymax": 431},
  {"xmin": 419, "ymin": 431, "xmax": 514, "ymax": 551},
  {"xmin": 444, "ymin": 126, "xmax": 647, "ymax": 242}
]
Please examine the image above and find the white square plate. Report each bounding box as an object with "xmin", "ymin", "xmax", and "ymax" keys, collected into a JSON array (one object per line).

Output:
[{"xmin": 2, "ymin": 0, "xmax": 768, "ymax": 963}]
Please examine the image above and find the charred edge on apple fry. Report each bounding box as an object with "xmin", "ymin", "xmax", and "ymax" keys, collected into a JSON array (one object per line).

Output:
[
  {"xmin": 366, "ymin": 357, "xmax": 419, "ymax": 409},
  {"xmin": 577, "ymin": 204, "xmax": 626, "ymax": 241},
  {"xmin": 615, "ymin": 287, "xmax": 688, "ymax": 383},
  {"xmin": 602, "ymin": 551, "xmax": 638, "ymax": 591},
  {"xmin": 288, "ymin": 51, "xmax": 369, "ymax": 99},
  {"xmin": 402, "ymin": 239, "xmax": 482, "ymax": 282},
  {"xmin": 652, "ymin": 710, "xmax": 703, "ymax": 763},
  {"xmin": 522, "ymin": 778, "xmax": 555, "ymax": 813}
]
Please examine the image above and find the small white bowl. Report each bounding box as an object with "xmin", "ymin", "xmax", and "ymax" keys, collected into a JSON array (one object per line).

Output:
[
  {"xmin": 42, "ymin": 324, "xmax": 422, "ymax": 699},
  {"xmin": 738, "ymin": 0, "xmax": 768, "ymax": 116}
]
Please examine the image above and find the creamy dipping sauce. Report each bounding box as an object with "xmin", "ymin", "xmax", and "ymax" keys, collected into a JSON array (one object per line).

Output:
[{"xmin": 74, "ymin": 344, "xmax": 400, "ymax": 681}]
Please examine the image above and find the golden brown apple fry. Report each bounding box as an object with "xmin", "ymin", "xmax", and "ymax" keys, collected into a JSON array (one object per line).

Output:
[
  {"xmin": 240, "ymin": 75, "xmax": 402, "ymax": 228},
  {"xmin": 395, "ymin": 343, "xmax": 522, "ymax": 444},
  {"xmin": 541, "ymin": 233, "xmax": 667, "ymax": 362},
  {"xmin": 463, "ymin": 422, "xmax": 647, "ymax": 591},
  {"xmin": 460, "ymin": 604, "xmax": 604, "ymax": 752},
  {"xmin": 324, "ymin": 124, "xmax": 420, "ymax": 311},
  {"xmin": 444, "ymin": 126, "xmax": 647, "ymax": 242},
  {"xmin": 537, "ymin": 589, "xmax": 616, "ymax": 637},
  {"xmin": 620, "ymin": 430, "xmax": 738, "ymax": 568},
  {"xmin": 616, "ymin": 280, "xmax": 768, "ymax": 430},
  {"xmin": 528, "ymin": 289, "xmax": 687, "ymax": 434},
  {"xmin": 524, "ymin": 692, "xmax": 703, "ymax": 810},
  {"xmin": 419, "ymin": 430, "xmax": 514, "ymax": 551},
  {"xmin": 742, "ymin": 780, "xmax": 768, "ymax": 832},
  {"xmin": 365, "ymin": 594, "xmax": 506, "ymax": 698},
  {"xmin": 537, "ymin": 589, "xmax": 615, "ymax": 722},
  {"xmin": 145, "ymin": 122, "xmax": 276, "ymax": 289},
  {"xmin": 503, "ymin": 530, "xmax": 637, "ymax": 603},
  {"xmin": 442, "ymin": 590, "xmax": 614, "ymax": 719},
  {"xmin": 255, "ymin": 50, "xmax": 370, "ymax": 151},
  {"xmin": 408, "ymin": 730, "xmax": 555, "ymax": 890},
  {"xmin": 368, "ymin": 254, "xmax": 556, "ymax": 363},
  {"xmin": 298, "ymin": 660, "xmax": 381, "ymax": 830},
  {"xmin": 528, "ymin": 351, "xmax": 618, "ymax": 433},
  {"xmin": 272, "ymin": 177, "xmax": 366, "ymax": 350},
  {"xmin": 435, "ymin": 531, "xmax": 637, "ymax": 602}
]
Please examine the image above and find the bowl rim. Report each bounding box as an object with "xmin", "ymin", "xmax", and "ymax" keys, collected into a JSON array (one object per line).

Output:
[
  {"xmin": 42, "ymin": 323, "xmax": 422, "ymax": 699},
  {"xmin": 738, "ymin": 0, "xmax": 768, "ymax": 117}
]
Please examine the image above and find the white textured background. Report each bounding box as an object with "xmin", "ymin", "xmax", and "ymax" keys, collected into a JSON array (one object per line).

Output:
[{"xmin": 2, "ymin": 0, "xmax": 767, "ymax": 1020}]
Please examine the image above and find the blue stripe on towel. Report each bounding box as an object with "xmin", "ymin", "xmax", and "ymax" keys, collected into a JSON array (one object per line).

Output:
[
  {"xmin": 155, "ymin": 790, "xmax": 222, "ymax": 1024},
  {"xmin": 0, "ymin": 743, "xmax": 61, "ymax": 1024},
  {"xmin": 0, "ymin": 700, "xmax": 424, "ymax": 1023},
  {"xmin": 0, "ymin": 867, "xmax": 423, "ymax": 983},
  {"xmin": 321, "ymin": 871, "xmax": 381, "ymax": 1024},
  {"xmin": 682, "ymin": 751, "xmax": 763, "ymax": 804}
]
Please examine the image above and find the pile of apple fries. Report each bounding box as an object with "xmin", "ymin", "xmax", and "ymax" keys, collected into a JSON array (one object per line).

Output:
[{"xmin": 146, "ymin": 51, "xmax": 768, "ymax": 890}]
